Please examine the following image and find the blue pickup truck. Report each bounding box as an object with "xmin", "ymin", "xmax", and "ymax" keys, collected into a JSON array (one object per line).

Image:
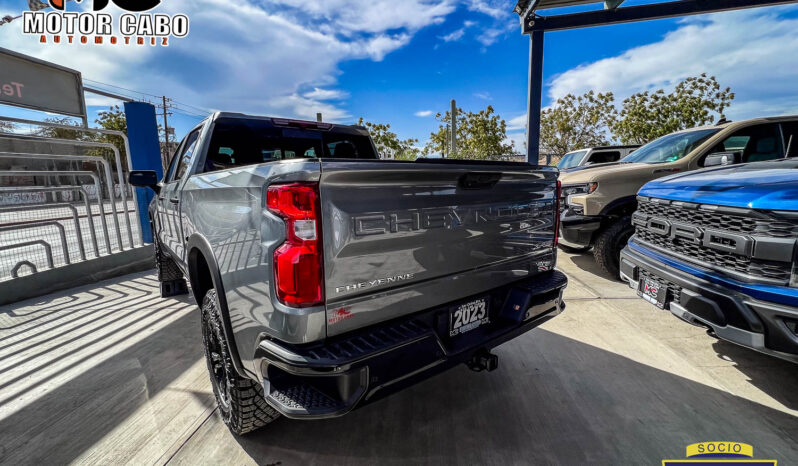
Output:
[{"xmin": 620, "ymin": 158, "xmax": 798, "ymax": 362}]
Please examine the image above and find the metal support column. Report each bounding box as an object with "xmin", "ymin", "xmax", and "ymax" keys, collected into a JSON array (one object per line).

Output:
[{"xmin": 526, "ymin": 29, "xmax": 545, "ymax": 164}]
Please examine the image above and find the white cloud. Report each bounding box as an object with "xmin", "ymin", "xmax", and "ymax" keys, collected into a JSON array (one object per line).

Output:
[
  {"xmin": 0, "ymin": 0, "xmax": 455, "ymax": 122},
  {"xmin": 265, "ymin": 0, "xmax": 456, "ymax": 34},
  {"xmin": 548, "ymin": 7, "xmax": 798, "ymax": 120},
  {"xmin": 507, "ymin": 113, "xmax": 527, "ymax": 132},
  {"xmin": 415, "ymin": 110, "xmax": 434, "ymax": 117},
  {"xmin": 474, "ymin": 92, "xmax": 492, "ymax": 100},
  {"xmin": 440, "ymin": 28, "xmax": 466, "ymax": 42},
  {"xmin": 476, "ymin": 25, "xmax": 510, "ymax": 47},
  {"xmin": 505, "ymin": 132, "xmax": 526, "ymax": 154},
  {"xmin": 302, "ymin": 88, "xmax": 349, "ymax": 101},
  {"xmin": 438, "ymin": 19, "xmax": 479, "ymax": 43},
  {"xmin": 467, "ymin": 0, "xmax": 509, "ymax": 19}
]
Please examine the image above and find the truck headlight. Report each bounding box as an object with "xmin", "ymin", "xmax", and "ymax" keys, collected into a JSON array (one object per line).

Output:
[
  {"xmin": 560, "ymin": 183, "xmax": 597, "ymax": 215},
  {"xmin": 561, "ymin": 182, "xmax": 598, "ymax": 197}
]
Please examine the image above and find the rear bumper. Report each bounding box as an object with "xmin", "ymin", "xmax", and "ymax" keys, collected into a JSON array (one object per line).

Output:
[
  {"xmin": 254, "ymin": 270, "xmax": 568, "ymax": 419},
  {"xmin": 620, "ymin": 245, "xmax": 798, "ymax": 364},
  {"xmin": 559, "ymin": 212, "xmax": 603, "ymax": 248}
]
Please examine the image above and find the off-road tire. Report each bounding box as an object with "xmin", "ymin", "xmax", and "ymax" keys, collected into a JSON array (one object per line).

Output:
[
  {"xmin": 201, "ymin": 289, "xmax": 280, "ymax": 435},
  {"xmin": 558, "ymin": 244, "xmax": 592, "ymax": 254},
  {"xmin": 593, "ymin": 215, "xmax": 634, "ymax": 279},
  {"xmin": 154, "ymin": 236, "xmax": 187, "ymax": 297}
]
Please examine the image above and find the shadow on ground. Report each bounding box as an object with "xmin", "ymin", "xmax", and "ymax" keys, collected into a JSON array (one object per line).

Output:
[
  {"xmin": 3, "ymin": 272, "xmax": 797, "ymax": 465},
  {"xmin": 710, "ymin": 338, "xmax": 798, "ymax": 411},
  {"xmin": 567, "ymin": 250, "xmax": 620, "ymax": 282},
  {"xmin": 0, "ymin": 276, "xmax": 200, "ymax": 465},
  {"xmin": 219, "ymin": 330, "xmax": 798, "ymax": 465}
]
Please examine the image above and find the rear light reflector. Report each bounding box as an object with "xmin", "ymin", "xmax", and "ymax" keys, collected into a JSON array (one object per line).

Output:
[{"xmin": 267, "ymin": 183, "xmax": 324, "ymax": 307}]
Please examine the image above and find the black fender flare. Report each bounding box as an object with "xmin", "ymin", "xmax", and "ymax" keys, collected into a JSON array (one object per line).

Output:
[
  {"xmin": 185, "ymin": 233, "xmax": 251, "ymax": 379},
  {"xmin": 598, "ymin": 195, "xmax": 638, "ymax": 219}
]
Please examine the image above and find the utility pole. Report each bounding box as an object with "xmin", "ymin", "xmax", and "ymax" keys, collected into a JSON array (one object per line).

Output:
[
  {"xmin": 450, "ymin": 99, "xmax": 457, "ymax": 157},
  {"xmin": 158, "ymin": 96, "xmax": 174, "ymax": 169},
  {"xmin": 444, "ymin": 124, "xmax": 449, "ymax": 158},
  {"xmin": 162, "ymin": 96, "xmax": 171, "ymax": 147}
]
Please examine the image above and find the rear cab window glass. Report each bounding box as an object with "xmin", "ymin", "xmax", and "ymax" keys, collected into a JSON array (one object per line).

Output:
[
  {"xmin": 587, "ymin": 150, "xmax": 621, "ymax": 164},
  {"xmin": 203, "ymin": 118, "xmax": 378, "ymax": 173}
]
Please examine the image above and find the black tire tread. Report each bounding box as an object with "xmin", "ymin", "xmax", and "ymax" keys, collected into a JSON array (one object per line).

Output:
[
  {"xmin": 593, "ymin": 215, "xmax": 634, "ymax": 279},
  {"xmin": 155, "ymin": 238, "xmax": 183, "ymax": 282},
  {"xmin": 201, "ymin": 289, "xmax": 280, "ymax": 435}
]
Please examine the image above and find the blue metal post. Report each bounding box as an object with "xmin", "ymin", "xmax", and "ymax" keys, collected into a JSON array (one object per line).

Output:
[
  {"xmin": 124, "ymin": 102, "xmax": 161, "ymax": 244},
  {"xmin": 526, "ymin": 30, "xmax": 544, "ymax": 164}
]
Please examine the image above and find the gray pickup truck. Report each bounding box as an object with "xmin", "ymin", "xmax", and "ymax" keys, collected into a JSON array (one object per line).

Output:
[{"xmin": 129, "ymin": 112, "xmax": 567, "ymax": 435}]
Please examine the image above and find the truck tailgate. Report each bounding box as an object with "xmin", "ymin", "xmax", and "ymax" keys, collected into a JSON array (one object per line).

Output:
[{"xmin": 319, "ymin": 160, "xmax": 559, "ymax": 336}]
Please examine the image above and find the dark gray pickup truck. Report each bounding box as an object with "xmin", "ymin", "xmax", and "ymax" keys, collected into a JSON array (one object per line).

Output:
[{"xmin": 129, "ymin": 112, "xmax": 567, "ymax": 435}]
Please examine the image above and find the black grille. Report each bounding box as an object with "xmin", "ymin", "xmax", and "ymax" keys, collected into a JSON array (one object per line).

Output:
[
  {"xmin": 637, "ymin": 199, "xmax": 798, "ymax": 238},
  {"xmin": 639, "ymin": 269, "xmax": 681, "ymax": 306},
  {"xmin": 634, "ymin": 198, "xmax": 795, "ymax": 283}
]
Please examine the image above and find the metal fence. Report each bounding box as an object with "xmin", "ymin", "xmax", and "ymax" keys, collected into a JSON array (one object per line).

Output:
[{"xmin": 0, "ymin": 117, "xmax": 144, "ymax": 282}]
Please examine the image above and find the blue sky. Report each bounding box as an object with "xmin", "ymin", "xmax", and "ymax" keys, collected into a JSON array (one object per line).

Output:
[{"xmin": 1, "ymin": 0, "xmax": 798, "ymax": 151}]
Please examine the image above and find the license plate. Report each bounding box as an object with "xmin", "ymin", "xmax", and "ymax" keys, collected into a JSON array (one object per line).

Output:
[
  {"xmin": 449, "ymin": 297, "xmax": 490, "ymax": 337},
  {"xmin": 638, "ymin": 277, "xmax": 666, "ymax": 308}
]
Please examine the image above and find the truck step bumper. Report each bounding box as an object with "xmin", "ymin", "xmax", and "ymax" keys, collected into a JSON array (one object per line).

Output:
[
  {"xmin": 620, "ymin": 246, "xmax": 798, "ymax": 364},
  {"xmin": 255, "ymin": 270, "xmax": 568, "ymax": 419}
]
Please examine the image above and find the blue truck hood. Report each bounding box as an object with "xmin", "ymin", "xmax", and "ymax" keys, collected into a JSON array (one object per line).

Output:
[{"xmin": 639, "ymin": 158, "xmax": 798, "ymax": 211}]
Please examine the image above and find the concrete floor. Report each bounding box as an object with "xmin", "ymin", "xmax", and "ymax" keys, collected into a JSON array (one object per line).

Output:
[{"xmin": 1, "ymin": 252, "xmax": 796, "ymax": 465}]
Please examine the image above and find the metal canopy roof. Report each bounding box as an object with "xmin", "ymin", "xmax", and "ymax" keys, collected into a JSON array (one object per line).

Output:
[
  {"xmin": 514, "ymin": 0, "xmax": 606, "ymax": 17},
  {"xmin": 515, "ymin": 0, "xmax": 798, "ymax": 32},
  {"xmin": 514, "ymin": 0, "xmax": 798, "ymax": 163}
]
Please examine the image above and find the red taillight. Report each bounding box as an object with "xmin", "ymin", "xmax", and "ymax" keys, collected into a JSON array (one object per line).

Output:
[
  {"xmin": 267, "ymin": 183, "xmax": 324, "ymax": 307},
  {"xmin": 554, "ymin": 180, "xmax": 561, "ymax": 247}
]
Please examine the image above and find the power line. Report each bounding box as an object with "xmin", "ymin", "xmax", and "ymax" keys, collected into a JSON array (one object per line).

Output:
[
  {"xmin": 169, "ymin": 100, "xmax": 211, "ymax": 115},
  {"xmin": 83, "ymin": 78, "xmax": 213, "ymax": 115},
  {"xmin": 169, "ymin": 106, "xmax": 207, "ymax": 118},
  {"xmin": 83, "ymin": 78, "xmax": 163, "ymax": 100},
  {"xmin": 85, "ymin": 79, "xmax": 208, "ymax": 120}
]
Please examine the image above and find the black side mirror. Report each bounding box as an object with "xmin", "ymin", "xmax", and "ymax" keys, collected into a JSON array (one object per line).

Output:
[
  {"xmin": 704, "ymin": 151, "xmax": 741, "ymax": 167},
  {"xmin": 129, "ymin": 170, "xmax": 160, "ymax": 193}
]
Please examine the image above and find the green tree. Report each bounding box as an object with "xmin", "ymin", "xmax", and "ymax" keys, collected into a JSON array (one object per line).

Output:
[
  {"xmin": 539, "ymin": 90, "xmax": 617, "ymax": 156},
  {"xmin": 612, "ymin": 74, "xmax": 735, "ymax": 144},
  {"xmin": 94, "ymin": 105, "xmax": 128, "ymax": 166},
  {"xmin": 357, "ymin": 118, "xmax": 420, "ymax": 160},
  {"xmin": 36, "ymin": 116, "xmax": 88, "ymax": 141},
  {"xmin": 424, "ymin": 105, "xmax": 514, "ymax": 160}
]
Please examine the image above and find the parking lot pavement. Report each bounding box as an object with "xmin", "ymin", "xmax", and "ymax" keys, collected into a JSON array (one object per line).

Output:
[{"xmin": 1, "ymin": 252, "xmax": 796, "ymax": 465}]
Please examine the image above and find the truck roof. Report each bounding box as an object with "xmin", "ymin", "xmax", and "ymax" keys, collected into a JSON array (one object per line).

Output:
[
  {"xmin": 692, "ymin": 114, "xmax": 798, "ymax": 131},
  {"xmin": 211, "ymin": 111, "xmax": 368, "ymax": 132}
]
